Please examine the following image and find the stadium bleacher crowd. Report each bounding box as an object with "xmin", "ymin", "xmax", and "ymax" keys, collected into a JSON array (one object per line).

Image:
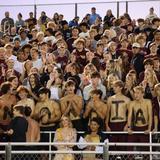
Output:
[{"xmin": 0, "ymin": 6, "xmax": 160, "ymax": 159}]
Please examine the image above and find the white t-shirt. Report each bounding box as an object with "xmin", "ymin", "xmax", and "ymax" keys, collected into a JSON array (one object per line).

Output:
[
  {"xmin": 32, "ymin": 59, "xmax": 43, "ymax": 70},
  {"xmin": 14, "ymin": 60, "xmax": 24, "ymax": 74},
  {"xmin": 50, "ymin": 86, "xmax": 60, "ymax": 100}
]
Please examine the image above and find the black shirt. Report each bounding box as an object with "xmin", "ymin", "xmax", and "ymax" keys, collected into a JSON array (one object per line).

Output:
[{"xmin": 9, "ymin": 116, "xmax": 28, "ymax": 142}]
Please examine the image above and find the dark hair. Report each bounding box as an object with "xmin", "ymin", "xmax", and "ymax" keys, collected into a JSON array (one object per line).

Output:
[
  {"xmin": 18, "ymin": 13, "xmax": 22, "ymax": 18},
  {"xmin": 24, "ymin": 106, "xmax": 32, "ymax": 117},
  {"xmin": 87, "ymin": 117, "xmax": 102, "ymax": 136},
  {"xmin": 91, "ymin": 71, "xmax": 101, "ymax": 79},
  {"xmin": 46, "ymin": 28, "xmax": 54, "ymax": 36},
  {"xmin": 143, "ymin": 58, "xmax": 154, "ymax": 66},
  {"xmin": 65, "ymin": 79, "xmax": 75, "ymax": 86},
  {"xmin": 29, "ymin": 73, "xmax": 41, "ymax": 89},
  {"xmin": 90, "ymin": 89, "xmax": 103, "ymax": 99},
  {"xmin": 0, "ymin": 82, "xmax": 12, "ymax": 94},
  {"xmin": 17, "ymin": 85, "xmax": 29, "ymax": 94},
  {"xmin": 8, "ymin": 75, "xmax": 17, "ymax": 82},
  {"xmin": 113, "ymin": 80, "xmax": 124, "ymax": 88},
  {"xmin": 91, "ymin": 57, "xmax": 100, "ymax": 71},
  {"xmin": 152, "ymin": 18, "xmax": 160, "ymax": 24},
  {"xmin": 38, "ymin": 87, "xmax": 51, "ymax": 98},
  {"xmin": 79, "ymin": 22, "xmax": 88, "ymax": 28},
  {"xmin": 13, "ymin": 105, "xmax": 25, "ymax": 115}
]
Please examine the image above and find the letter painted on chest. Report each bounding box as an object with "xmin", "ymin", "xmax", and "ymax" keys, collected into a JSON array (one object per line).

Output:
[
  {"xmin": 135, "ymin": 108, "xmax": 146, "ymax": 125},
  {"xmin": 111, "ymin": 100, "xmax": 125, "ymax": 120}
]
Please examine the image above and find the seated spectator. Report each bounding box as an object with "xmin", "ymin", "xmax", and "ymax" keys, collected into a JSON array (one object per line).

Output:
[
  {"xmin": 82, "ymin": 117, "xmax": 106, "ymax": 160},
  {"xmin": 53, "ymin": 116, "xmax": 77, "ymax": 160},
  {"xmin": 69, "ymin": 16, "xmax": 79, "ymax": 27}
]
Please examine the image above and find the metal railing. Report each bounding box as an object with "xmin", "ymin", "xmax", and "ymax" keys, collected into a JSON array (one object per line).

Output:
[
  {"xmin": 0, "ymin": 0, "xmax": 160, "ymax": 21},
  {"xmin": 1, "ymin": 141, "xmax": 160, "ymax": 160}
]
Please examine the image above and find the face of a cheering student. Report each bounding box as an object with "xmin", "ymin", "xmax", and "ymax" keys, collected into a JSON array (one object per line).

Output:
[
  {"xmin": 18, "ymin": 90, "xmax": 28, "ymax": 99},
  {"xmin": 11, "ymin": 77, "xmax": 19, "ymax": 89},
  {"xmin": 113, "ymin": 84, "xmax": 121, "ymax": 94},
  {"xmin": 155, "ymin": 87, "xmax": 160, "ymax": 97},
  {"xmin": 66, "ymin": 85, "xmax": 75, "ymax": 94},
  {"xmin": 39, "ymin": 93, "xmax": 47, "ymax": 101},
  {"xmin": 134, "ymin": 89, "xmax": 143, "ymax": 101},
  {"xmin": 90, "ymin": 120, "xmax": 99, "ymax": 133}
]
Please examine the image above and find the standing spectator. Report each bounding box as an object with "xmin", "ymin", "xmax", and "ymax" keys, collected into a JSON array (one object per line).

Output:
[
  {"xmin": 83, "ymin": 89, "xmax": 107, "ymax": 131},
  {"xmin": 103, "ymin": 9, "xmax": 115, "ymax": 29},
  {"xmin": 82, "ymin": 13, "xmax": 91, "ymax": 25},
  {"xmin": 79, "ymin": 22, "xmax": 89, "ymax": 38},
  {"xmin": 0, "ymin": 82, "xmax": 17, "ymax": 142},
  {"xmin": 60, "ymin": 80, "xmax": 83, "ymax": 131},
  {"xmin": 53, "ymin": 39, "xmax": 70, "ymax": 70},
  {"xmin": 34, "ymin": 87, "xmax": 61, "ymax": 131},
  {"xmin": 72, "ymin": 38, "xmax": 88, "ymax": 73},
  {"xmin": 0, "ymin": 47, "xmax": 7, "ymax": 84},
  {"xmin": 1, "ymin": 11, "xmax": 14, "ymax": 33},
  {"xmin": 28, "ymin": 73, "xmax": 41, "ymax": 101},
  {"xmin": 52, "ymin": 12, "xmax": 60, "ymax": 25},
  {"xmin": 6, "ymin": 105, "xmax": 28, "ymax": 142},
  {"xmin": 15, "ymin": 13, "xmax": 25, "ymax": 32},
  {"xmin": 106, "ymin": 80, "xmax": 130, "ymax": 151},
  {"xmin": 146, "ymin": 7, "xmax": 157, "ymax": 23},
  {"xmin": 152, "ymin": 83, "xmax": 160, "ymax": 131},
  {"xmin": 38, "ymin": 11, "xmax": 50, "ymax": 32},
  {"xmin": 25, "ymin": 12, "xmax": 37, "ymax": 31},
  {"xmin": 17, "ymin": 85, "xmax": 35, "ymax": 117},
  {"xmin": 24, "ymin": 106, "xmax": 40, "ymax": 142},
  {"xmin": 69, "ymin": 16, "xmax": 80, "ymax": 27},
  {"xmin": 66, "ymin": 26, "xmax": 79, "ymax": 52},
  {"xmin": 131, "ymin": 42, "xmax": 144, "ymax": 76},
  {"xmin": 61, "ymin": 20, "xmax": 71, "ymax": 40},
  {"xmin": 89, "ymin": 7, "xmax": 101, "ymax": 25},
  {"xmin": 128, "ymin": 86, "xmax": 152, "ymax": 156}
]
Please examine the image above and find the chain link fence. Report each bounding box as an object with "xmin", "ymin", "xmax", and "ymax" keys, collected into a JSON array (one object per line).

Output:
[{"xmin": 1, "ymin": 132, "xmax": 160, "ymax": 160}]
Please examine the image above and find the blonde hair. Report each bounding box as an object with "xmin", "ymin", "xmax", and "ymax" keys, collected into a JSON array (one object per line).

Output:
[
  {"xmin": 133, "ymin": 86, "xmax": 144, "ymax": 93},
  {"xmin": 60, "ymin": 116, "xmax": 73, "ymax": 128}
]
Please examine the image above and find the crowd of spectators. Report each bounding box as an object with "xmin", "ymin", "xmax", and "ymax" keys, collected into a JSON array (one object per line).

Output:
[{"xmin": 0, "ymin": 5, "xmax": 160, "ymax": 159}]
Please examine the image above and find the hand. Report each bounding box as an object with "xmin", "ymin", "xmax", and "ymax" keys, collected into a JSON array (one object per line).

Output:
[
  {"xmin": 1, "ymin": 66, "xmax": 5, "ymax": 76},
  {"xmin": 144, "ymin": 129, "xmax": 150, "ymax": 134},
  {"xmin": 106, "ymin": 126, "xmax": 111, "ymax": 131},
  {"xmin": 152, "ymin": 128, "xmax": 157, "ymax": 133},
  {"xmin": 128, "ymin": 128, "xmax": 133, "ymax": 135},
  {"xmin": 41, "ymin": 114, "xmax": 49, "ymax": 124},
  {"xmin": 123, "ymin": 125, "xmax": 128, "ymax": 131}
]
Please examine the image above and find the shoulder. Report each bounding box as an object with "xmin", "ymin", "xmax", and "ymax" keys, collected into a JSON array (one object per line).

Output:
[
  {"xmin": 83, "ymin": 84, "xmax": 92, "ymax": 90},
  {"xmin": 50, "ymin": 100, "xmax": 59, "ymax": 106},
  {"xmin": 144, "ymin": 99, "xmax": 152, "ymax": 105},
  {"xmin": 56, "ymin": 128, "xmax": 62, "ymax": 133},
  {"xmin": 75, "ymin": 95, "xmax": 82, "ymax": 100},
  {"xmin": 60, "ymin": 96, "xmax": 68, "ymax": 102},
  {"xmin": 123, "ymin": 96, "xmax": 130, "ymax": 102}
]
